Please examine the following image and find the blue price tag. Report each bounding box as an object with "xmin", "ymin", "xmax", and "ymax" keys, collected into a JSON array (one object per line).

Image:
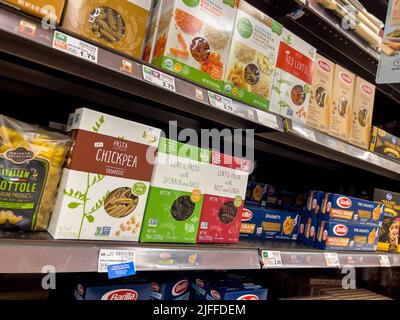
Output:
[{"xmin": 107, "ymin": 262, "xmax": 136, "ymax": 279}]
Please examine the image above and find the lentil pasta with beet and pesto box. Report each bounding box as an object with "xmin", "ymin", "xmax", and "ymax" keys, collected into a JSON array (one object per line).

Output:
[
  {"xmin": 146, "ymin": 0, "xmax": 238, "ymax": 91},
  {"xmin": 48, "ymin": 108, "xmax": 161, "ymax": 241},
  {"xmin": 0, "ymin": 115, "xmax": 71, "ymax": 231}
]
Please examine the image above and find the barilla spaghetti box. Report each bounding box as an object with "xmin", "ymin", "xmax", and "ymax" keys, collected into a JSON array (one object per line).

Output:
[
  {"xmin": 150, "ymin": 278, "xmax": 190, "ymax": 300},
  {"xmin": 240, "ymin": 207, "xmax": 299, "ymax": 241},
  {"xmin": 320, "ymin": 193, "xmax": 384, "ymax": 227},
  {"xmin": 245, "ymin": 181, "xmax": 280, "ymax": 208},
  {"xmin": 140, "ymin": 138, "xmax": 209, "ymax": 243},
  {"xmin": 49, "ymin": 108, "xmax": 161, "ymax": 241},
  {"xmin": 305, "ymin": 191, "xmax": 324, "ymax": 216},
  {"xmin": 269, "ymin": 28, "xmax": 316, "ymax": 123},
  {"xmin": 197, "ymin": 151, "xmax": 250, "ymax": 243},
  {"xmin": 315, "ymin": 220, "xmax": 380, "ymax": 251},
  {"xmin": 74, "ymin": 278, "xmax": 153, "ymax": 300},
  {"xmin": 206, "ymin": 282, "xmax": 268, "ymax": 300}
]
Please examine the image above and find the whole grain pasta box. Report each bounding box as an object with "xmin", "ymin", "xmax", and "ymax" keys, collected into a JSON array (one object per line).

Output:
[
  {"xmin": 223, "ymin": 1, "xmax": 282, "ymax": 110},
  {"xmin": 61, "ymin": 0, "xmax": 152, "ymax": 59},
  {"xmin": 329, "ymin": 64, "xmax": 355, "ymax": 141},
  {"xmin": 0, "ymin": 115, "xmax": 71, "ymax": 231},
  {"xmin": 196, "ymin": 151, "xmax": 251, "ymax": 244},
  {"xmin": 48, "ymin": 108, "xmax": 161, "ymax": 241},
  {"xmin": 306, "ymin": 54, "xmax": 334, "ymax": 132},
  {"xmin": 1, "ymin": 0, "xmax": 65, "ymax": 24},
  {"xmin": 147, "ymin": 0, "xmax": 238, "ymax": 91},
  {"xmin": 140, "ymin": 138, "xmax": 209, "ymax": 244},
  {"xmin": 349, "ymin": 77, "xmax": 376, "ymax": 150},
  {"xmin": 269, "ymin": 28, "xmax": 316, "ymax": 123}
]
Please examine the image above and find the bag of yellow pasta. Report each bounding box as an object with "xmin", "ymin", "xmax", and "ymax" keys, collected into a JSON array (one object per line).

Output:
[{"xmin": 0, "ymin": 115, "xmax": 71, "ymax": 231}]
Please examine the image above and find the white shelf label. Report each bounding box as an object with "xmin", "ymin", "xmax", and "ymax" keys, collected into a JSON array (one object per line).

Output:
[
  {"xmin": 303, "ymin": 127, "xmax": 317, "ymax": 143},
  {"xmin": 379, "ymin": 255, "xmax": 391, "ymax": 267},
  {"xmin": 143, "ymin": 65, "xmax": 176, "ymax": 92},
  {"xmin": 98, "ymin": 249, "xmax": 135, "ymax": 273},
  {"xmin": 261, "ymin": 250, "xmax": 282, "ymax": 268},
  {"xmin": 52, "ymin": 31, "xmax": 98, "ymax": 63},
  {"xmin": 256, "ymin": 110, "xmax": 279, "ymax": 129},
  {"xmin": 324, "ymin": 252, "xmax": 340, "ymax": 268},
  {"xmin": 208, "ymin": 91, "xmax": 234, "ymax": 113}
]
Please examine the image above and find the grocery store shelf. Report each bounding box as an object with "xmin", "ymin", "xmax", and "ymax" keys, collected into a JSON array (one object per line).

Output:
[
  {"xmin": 0, "ymin": 231, "xmax": 399, "ymax": 273},
  {"xmin": 261, "ymin": 120, "xmax": 400, "ymax": 180}
]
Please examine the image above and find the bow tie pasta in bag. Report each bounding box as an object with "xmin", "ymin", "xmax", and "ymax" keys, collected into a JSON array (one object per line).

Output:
[{"xmin": 0, "ymin": 115, "xmax": 71, "ymax": 231}]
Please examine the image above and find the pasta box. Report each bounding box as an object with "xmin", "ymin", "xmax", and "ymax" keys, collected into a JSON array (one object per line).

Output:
[
  {"xmin": 306, "ymin": 54, "xmax": 334, "ymax": 133},
  {"xmin": 61, "ymin": 0, "xmax": 152, "ymax": 59},
  {"xmin": 223, "ymin": 0, "xmax": 282, "ymax": 110},
  {"xmin": 245, "ymin": 181, "xmax": 280, "ymax": 208},
  {"xmin": 49, "ymin": 108, "xmax": 161, "ymax": 241},
  {"xmin": 150, "ymin": 278, "xmax": 190, "ymax": 300},
  {"xmin": 270, "ymin": 27, "xmax": 317, "ymax": 123},
  {"xmin": 240, "ymin": 206, "xmax": 299, "ymax": 241},
  {"xmin": 140, "ymin": 138, "xmax": 209, "ymax": 244},
  {"xmin": 319, "ymin": 193, "xmax": 384, "ymax": 227},
  {"xmin": 298, "ymin": 214, "xmax": 318, "ymax": 247},
  {"xmin": 205, "ymin": 282, "xmax": 268, "ymax": 300},
  {"xmin": 373, "ymin": 188, "xmax": 400, "ymax": 253},
  {"xmin": 197, "ymin": 151, "xmax": 251, "ymax": 244},
  {"xmin": 147, "ymin": 0, "xmax": 238, "ymax": 91},
  {"xmin": 305, "ymin": 191, "xmax": 324, "ymax": 216},
  {"xmin": 315, "ymin": 220, "xmax": 380, "ymax": 251},
  {"xmin": 369, "ymin": 126, "xmax": 400, "ymax": 162}
]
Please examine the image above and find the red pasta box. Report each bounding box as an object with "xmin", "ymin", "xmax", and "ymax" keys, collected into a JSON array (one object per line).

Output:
[{"xmin": 197, "ymin": 151, "xmax": 251, "ymax": 244}]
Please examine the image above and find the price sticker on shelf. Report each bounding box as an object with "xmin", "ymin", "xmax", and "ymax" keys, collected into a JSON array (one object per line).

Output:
[
  {"xmin": 261, "ymin": 250, "xmax": 282, "ymax": 268},
  {"xmin": 98, "ymin": 249, "xmax": 135, "ymax": 273},
  {"xmin": 256, "ymin": 110, "xmax": 280, "ymax": 130},
  {"xmin": 379, "ymin": 255, "xmax": 391, "ymax": 267},
  {"xmin": 208, "ymin": 91, "xmax": 234, "ymax": 113},
  {"xmin": 142, "ymin": 65, "xmax": 176, "ymax": 92},
  {"xmin": 324, "ymin": 252, "xmax": 340, "ymax": 268},
  {"xmin": 52, "ymin": 31, "xmax": 98, "ymax": 63}
]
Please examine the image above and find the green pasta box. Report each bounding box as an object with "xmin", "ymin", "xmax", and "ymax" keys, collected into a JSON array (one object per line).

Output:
[{"xmin": 140, "ymin": 138, "xmax": 210, "ymax": 243}]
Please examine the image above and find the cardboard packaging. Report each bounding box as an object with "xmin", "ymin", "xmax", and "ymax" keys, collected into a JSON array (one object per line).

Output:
[
  {"xmin": 140, "ymin": 138, "xmax": 209, "ymax": 244},
  {"xmin": 329, "ymin": 64, "xmax": 355, "ymax": 141},
  {"xmin": 374, "ymin": 188, "xmax": 400, "ymax": 253},
  {"xmin": 147, "ymin": 0, "xmax": 238, "ymax": 91},
  {"xmin": 223, "ymin": 1, "xmax": 282, "ymax": 110},
  {"xmin": 240, "ymin": 206, "xmax": 299, "ymax": 241},
  {"xmin": 320, "ymin": 193, "xmax": 384, "ymax": 227},
  {"xmin": 1, "ymin": 0, "xmax": 65, "ymax": 24},
  {"xmin": 369, "ymin": 126, "xmax": 400, "ymax": 162},
  {"xmin": 270, "ymin": 28, "xmax": 317, "ymax": 123},
  {"xmin": 205, "ymin": 282, "xmax": 268, "ymax": 300},
  {"xmin": 306, "ymin": 54, "xmax": 334, "ymax": 132},
  {"xmin": 315, "ymin": 220, "xmax": 380, "ymax": 251},
  {"xmin": 48, "ymin": 108, "xmax": 161, "ymax": 241},
  {"xmin": 245, "ymin": 181, "xmax": 280, "ymax": 208},
  {"xmin": 349, "ymin": 77, "xmax": 376, "ymax": 149},
  {"xmin": 150, "ymin": 278, "xmax": 190, "ymax": 300},
  {"xmin": 197, "ymin": 151, "xmax": 250, "ymax": 244},
  {"xmin": 61, "ymin": 0, "xmax": 151, "ymax": 59}
]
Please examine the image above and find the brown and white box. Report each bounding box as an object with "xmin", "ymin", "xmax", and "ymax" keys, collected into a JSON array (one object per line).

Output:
[
  {"xmin": 48, "ymin": 108, "xmax": 161, "ymax": 241},
  {"xmin": 329, "ymin": 64, "xmax": 355, "ymax": 141},
  {"xmin": 349, "ymin": 77, "xmax": 376, "ymax": 150},
  {"xmin": 306, "ymin": 54, "xmax": 334, "ymax": 133}
]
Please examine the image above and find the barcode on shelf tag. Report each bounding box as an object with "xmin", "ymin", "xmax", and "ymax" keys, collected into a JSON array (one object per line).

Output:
[
  {"xmin": 52, "ymin": 31, "xmax": 98, "ymax": 63},
  {"xmin": 261, "ymin": 250, "xmax": 282, "ymax": 268},
  {"xmin": 142, "ymin": 65, "xmax": 176, "ymax": 92},
  {"xmin": 324, "ymin": 252, "xmax": 340, "ymax": 268},
  {"xmin": 256, "ymin": 110, "xmax": 279, "ymax": 129},
  {"xmin": 379, "ymin": 255, "xmax": 391, "ymax": 267},
  {"xmin": 98, "ymin": 249, "xmax": 135, "ymax": 273},
  {"xmin": 208, "ymin": 91, "xmax": 234, "ymax": 113}
]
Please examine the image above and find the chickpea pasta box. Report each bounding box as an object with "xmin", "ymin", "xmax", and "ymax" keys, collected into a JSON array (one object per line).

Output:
[
  {"xmin": 140, "ymin": 138, "xmax": 209, "ymax": 244},
  {"xmin": 223, "ymin": 1, "xmax": 282, "ymax": 110},
  {"xmin": 48, "ymin": 108, "xmax": 161, "ymax": 241},
  {"xmin": 269, "ymin": 28, "xmax": 316, "ymax": 123},
  {"xmin": 197, "ymin": 151, "xmax": 251, "ymax": 244},
  {"xmin": 147, "ymin": 0, "xmax": 238, "ymax": 91}
]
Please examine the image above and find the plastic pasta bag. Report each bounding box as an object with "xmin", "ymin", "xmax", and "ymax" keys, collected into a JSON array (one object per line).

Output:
[{"xmin": 0, "ymin": 115, "xmax": 71, "ymax": 231}]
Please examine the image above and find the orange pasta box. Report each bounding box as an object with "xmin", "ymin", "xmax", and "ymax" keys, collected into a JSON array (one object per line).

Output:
[
  {"xmin": 306, "ymin": 54, "xmax": 334, "ymax": 133},
  {"xmin": 349, "ymin": 77, "xmax": 375, "ymax": 150},
  {"xmin": 329, "ymin": 64, "xmax": 355, "ymax": 141},
  {"xmin": 147, "ymin": 0, "xmax": 238, "ymax": 91}
]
